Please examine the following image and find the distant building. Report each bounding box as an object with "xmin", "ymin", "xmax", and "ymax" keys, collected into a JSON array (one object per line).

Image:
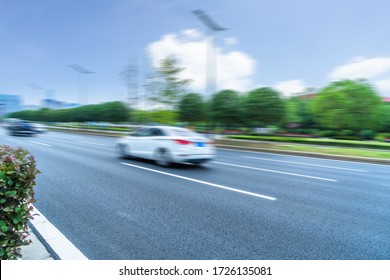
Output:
[
  {"xmin": 0, "ymin": 94, "xmax": 22, "ymax": 116},
  {"xmin": 41, "ymin": 99, "xmax": 81, "ymax": 109}
]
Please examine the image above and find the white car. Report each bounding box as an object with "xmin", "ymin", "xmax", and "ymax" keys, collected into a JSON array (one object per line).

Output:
[{"xmin": 116, "ymin": 126, "xmax": 215, "ymax": 166}]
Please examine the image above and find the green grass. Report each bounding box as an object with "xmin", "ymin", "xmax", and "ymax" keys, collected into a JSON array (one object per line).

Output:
[
  {"xmin": 216, "ymin": 139, "xmax": 390, "ymax": 160},
  {"xmin": 278, "ymin": 144, "xmax": 390, "ymax": 159},
  {"xmin": 228, "ymin": 135, "xmax": 390, "ymax": 150}
]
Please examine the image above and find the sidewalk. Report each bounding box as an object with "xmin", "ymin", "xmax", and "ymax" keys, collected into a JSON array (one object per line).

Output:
[
  {"xmin": 18, "ymin": 207, "xmax": 88, "ymax": 260},
  {"xmin": 20, "ymin": 228, "xmax": 54, "ymax": 260}
]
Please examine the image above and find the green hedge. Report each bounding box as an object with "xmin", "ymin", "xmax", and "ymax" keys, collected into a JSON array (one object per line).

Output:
[
  {"xmin": 8, "ymin": 101, "xmax": 129, "ymax": 123},
  {"xmin": 228, "ymin": 135, "xmax": 390, "ymax": 150},
  {"xmin": 0, "ymin": 146, "xmax": 40, "ymax": 260}
]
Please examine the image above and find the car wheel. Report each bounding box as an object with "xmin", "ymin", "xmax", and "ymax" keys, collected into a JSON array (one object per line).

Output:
[
  {"xmin": 116, "ymin": 143, "xmax": 130, "ymax": 159},
  {"xmin": 154, "ymin": 148, "xmax": 172, "ymax": 167}
]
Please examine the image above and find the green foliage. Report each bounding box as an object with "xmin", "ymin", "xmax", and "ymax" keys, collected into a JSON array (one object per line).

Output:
[
  {"xmin": 148, "ymin": 56, "xmax": 191, "ymax": 109},
  {"xmin": 131, "ymin": 109, "xmax": 178, "ymax": 125},
  {"xmin": 284, "ymin": 97, "xmax": 316, "ymax": 127},
  {"xmin": 312, "ymin": 80, "xmax": 382, "ymax": 131},
  {"xmin": 376, "ymin": 103, "xmax": 390, "ymax": 132},
  {"xmin": 0, "ymin": 146, "xmax": 40, "ymax": 260},
  {"xmin": 178, "ymin": 93, "xmax": 205, "ymax": 123},
  {"xmin": 210, "ymin": 90, "xmax": 243, "ymax": 127},
  {"xmin": 359, "ymin": 130, "xmax": 376, "ymax": 140},
  {"xmin": 9, "ymin": 102, "xmax": 129, "ymax": 123},
  {"xmin": 243, "ymin": 87, "xmax": 285, "ymax": 126}
]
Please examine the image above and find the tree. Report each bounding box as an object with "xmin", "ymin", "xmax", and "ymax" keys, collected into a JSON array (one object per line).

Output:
[
  {"xmin": 376, "ymin": 103, "xmax": 390, "ymax": 132},
  {"xmin": 284, "ymin": 97, "xmax": 315, "ymax": 128},
  {"xmin": 178, "ymin": 93, "xmax": 205, "ymax": 123},
  {"xmin": 148, "ymin": 56, "xmax": 191, "ymax": 109},
  {"xmin": 210, "ymin": 89, "xmax": 242, "ymax": 127},
  {"xmin": 312, "ymin": 80, "xmax": 382, "ymax": 131},
  {"xmin": 243, "ymin": 87, "xmax": 285, "ymax": 127}
]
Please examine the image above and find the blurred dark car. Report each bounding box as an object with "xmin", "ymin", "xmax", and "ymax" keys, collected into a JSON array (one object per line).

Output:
[{"xmin": 7, "ymin": 119, "xmax": 38, "ymax": 136}]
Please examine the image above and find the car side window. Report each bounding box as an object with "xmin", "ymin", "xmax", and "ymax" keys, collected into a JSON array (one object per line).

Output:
[
  {"xmin": 138, "ymin": 128, "xmax": 154, "ymax": 137},
  {"xmin": 150, "ymin": 128, "xmax": 165, "ymax": 136}
]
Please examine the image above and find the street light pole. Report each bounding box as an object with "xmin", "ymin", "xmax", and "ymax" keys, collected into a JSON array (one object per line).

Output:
[
  {"xmin": 68, "ymin": 64, "xmax": 95, "ymax": 105},
  {"xmin": 193, "ymin": 10, "xmax": 226, "ymax": 96}
]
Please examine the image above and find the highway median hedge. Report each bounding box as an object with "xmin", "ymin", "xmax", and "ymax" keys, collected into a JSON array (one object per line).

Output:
[
  {"xmin": 227, "ymin": 135, "xmax": 390, "ymax": 150},
  {"xmin": 0, "ymin": 146, "xmax": 40, "ymax": 260},
  {"xmin": 8, "ymin": 101, "xmax": 129, "ymax": 123}
]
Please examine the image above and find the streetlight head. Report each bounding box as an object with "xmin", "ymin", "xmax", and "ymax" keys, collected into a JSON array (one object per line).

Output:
[
  {"xmin": 68, "ymin": 64, "xmax": 95, "ymax": 74},
  {"xmin": 192, "ymin": 9, "xmax": 227, "ymax": 31}
]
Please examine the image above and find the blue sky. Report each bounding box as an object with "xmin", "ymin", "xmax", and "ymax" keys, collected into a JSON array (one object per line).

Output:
[{"xmin": 1, "ymin": 0, "xmax": 390, "ymax": 106}]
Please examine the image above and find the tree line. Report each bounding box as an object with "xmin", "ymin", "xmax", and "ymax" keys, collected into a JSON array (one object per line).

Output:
[
  {"xmin": 8, "ymin": 56, "xmax": 390, "ymax": 137},
  {"xmin": 8, "ymin": 101, "xmax": 128, "ymax": 123}
]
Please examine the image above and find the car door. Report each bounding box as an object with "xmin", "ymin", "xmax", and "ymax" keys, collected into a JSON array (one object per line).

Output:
[
  {"xmin": 127, "ymin": 128, "xmax": 150, "ymax": 157},
  {"xmin": 132, "ymin": 128, "xmax": 154, "ymax": 159},
  {"xmin": 143, "ymin": 128, "xmax": 166, "ymax": 159}
]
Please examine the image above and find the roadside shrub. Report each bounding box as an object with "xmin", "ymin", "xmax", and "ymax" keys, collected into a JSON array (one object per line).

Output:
[
  {"xmin": 314, "ymin": 130, "xmax": 338, "ymax": 138},
  {"xmin": 332, "ymin": 135, "xmax": 360, "ymax": 140},
  {"xmin": 340, "ymin": 130, "xmax": 355, "ymax": 137},
  {"xmin": 359, "ymin": 130, "xmax": 376, "ymax": 140},
  {"xmin": 0, "ymin": 146, "xmax": 40, "ymax": 260},
  {"xmin": 376, "ymin": 133, "xmax": 390, "ymax": 142}
]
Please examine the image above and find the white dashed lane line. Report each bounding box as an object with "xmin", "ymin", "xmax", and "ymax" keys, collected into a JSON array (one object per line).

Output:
[
  {"xmin": 121, "ymin": 162, "xmax": 277, "ymax": 201},
  {"xmin": 27, "ymin": 140, "xmax": 53, "ymax": 147},
  {"xmin": 243, "ymin": 156, "xmax": 368, "ymax": 172},
  {"xmin": 211, "ymin": 161, "xmax": 338, "ymax": 182}
]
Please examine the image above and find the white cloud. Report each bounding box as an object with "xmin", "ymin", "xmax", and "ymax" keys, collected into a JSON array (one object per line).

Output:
[
  {"xmin": 147, "ymin": 29, "xmax": 256, "ymax": 93},
  {"xmin": 224, "ymin": 37, "xmax": 238, "ymax": 45},
  {"xmin": 375, "ymin": 78, "xmax": 390, "ymax": 96},
  {"xmin": 328, "ymin": 56, "xmax": 390, "ymax": 97},
  {"xmin": 329, "ymin": 56, "xmax": 390, "ymax": 80},
  {"xmin": 273, "ymin": 79, "xmax": 307, "ymax": 97}
]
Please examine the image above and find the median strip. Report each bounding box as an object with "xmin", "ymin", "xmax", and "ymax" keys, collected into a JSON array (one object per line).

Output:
[
  {"xmin": 121, "ymin": 162, "xmax": 277, "ymax": 201},
  {"xmin": 212, "ymin": 161, "xmax": 338, "ymax": 182}
]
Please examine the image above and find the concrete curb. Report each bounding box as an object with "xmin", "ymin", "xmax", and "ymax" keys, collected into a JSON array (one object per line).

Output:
[{"xmin": 29, "ymin": 207, "xmax": 88, "ymax": 260}]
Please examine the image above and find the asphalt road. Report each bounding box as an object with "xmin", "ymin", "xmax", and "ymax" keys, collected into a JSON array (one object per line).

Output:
[{"xmin": 1, "ymin": 129, "xmax": 390, "ymax": 260}]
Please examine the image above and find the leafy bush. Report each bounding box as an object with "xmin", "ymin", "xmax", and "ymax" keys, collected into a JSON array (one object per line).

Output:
[
  {"xmin": 0, "ymin": 146, "xmax": 40, "ymax": 260},
  {"xmin": 332, "ymin": 135, "xmax": 360, "ymax": 140},
  {"xmin": 376, "ymin": 133, "xmax": 390, "ymax": 141},
  {"xmin": 359, "ymin": 130, "xmax": 376, "ymax": 140},
  {"xmin": 314, "ymin": 130, "xmax": 338, "ymax": 138}
]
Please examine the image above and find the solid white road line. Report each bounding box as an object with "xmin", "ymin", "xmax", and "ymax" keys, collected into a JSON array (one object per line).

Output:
[
  {"xmin": 121, "ymin": 162, "xmax": 277, "ymax": 201},
  {"xmin": 212, "ymin": 161, "xmax": 337, "ymax": 182},
  {"xmin": 243, "ymin": 156, "xmax": 368, "ymax": 172},
  {"xmin": 30, "ymin": 206, "xmax": 88, "ymax": 260},
  {"xmin": 27, "ymin": 140, "xmax": 52, "ymax": 147}
]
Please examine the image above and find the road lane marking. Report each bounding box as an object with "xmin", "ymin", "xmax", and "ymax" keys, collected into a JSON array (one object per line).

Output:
[
  {"xmin": 27, "ymin": 140, "xmax": 52, "ymax": 147},
  {"xmin": 78, "ymin": 141, "xmax": 109, "ymax": 147},
  {"xmin": 121, "ymin": 162, "xmax": 277, "ymax": 201},
  {"xmin": 243, "ymin": 156, "xmax": 368, "ymax": 172},
  {"xmin": 212, "ymin": 161, "xmax": 337, "ymax": 182}
]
